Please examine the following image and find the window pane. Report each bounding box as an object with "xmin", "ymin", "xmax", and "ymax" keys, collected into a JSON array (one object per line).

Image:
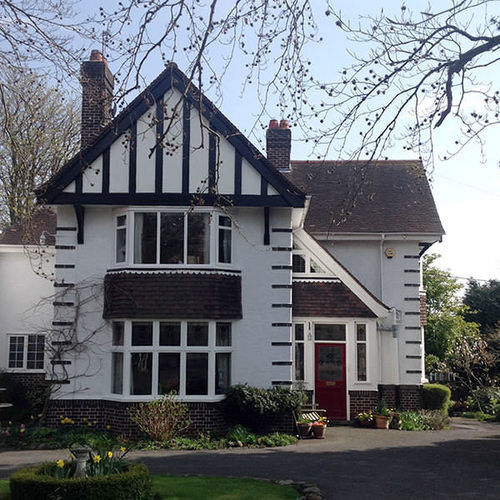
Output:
[
  {"xmin": 158, "ymin": 353, "xmax": 180, "ymax": 394},
  {"xmin": 186, "ymin": 353, "xmax": 208, "ymax": 395},
  {"xmin": 117, "ymin": 215, "xmax": 126, "ymax": 227},
  {"xmin": 295, "ymin": 343, "xmax": 304, "ymax": 381},
  {"xmin": 216, "ymin": 323, "xmax": 231, "ymax": 346},
  {"xmin": 187, "ymin": 213, "xmax": 210, "ymax": 264},
  {"xmin": 111, "ymin": 352, "xmax": 123, "ymax": 394},
  {"xmin": 134, "ymin": 212, "xmax": 157, "ymax": 264},
  {"xmin": 160, "ymin": 213, "xmax": 184, "ymax": 264},
  {"xmin": 310, "ymin": 259, "xmax": 325, "ymax": 273},
  {"xmin": 160, "ymin": 322, "xmax": 181, "ymax": 346},
  {"xmin": 116, "ymin": 227, "xmax": 126, "ymax": 263},
  {"xmin": 357, "ymin": 343, "xmax": 367, "ymax": 381},
  {"xmin": 218, "ymin": 228, "xmax": 231, "ymax": 263},
  {"xmin": 130, "ymin": 353, "xmax": 152, "ymax": 395},
  {"xmin": 317, "ymin": 345, "xmax": 343, "ymax": 381},
  {"xmin": 357, "ymin": 324, "xmax": 366, "ymax": 341},
  {"xmin": 315, "ymin": 324, "xmax": 346, "ymax": 341},
  {"xmin": 292, "ymin": 254, "xmax": 306, "ymax": 273},
  {"xmin": 112, "ymin": 322, "xmax": 124, "ymax": 346},
  {"xmin": 295, "ymin": 324, "xmax": 304, "ymax": 341},
  {"xmin": 219, "ymin": 215, "xmax": 231, "ymax": 227},
  {"xmin": 132, "ymin": 322, "xmax": 153, "ymax": 346},
  {"xmin": 215, "ymin": 353, "xmax": 231, "ymax": 394},
  {"xmin": 187, "ymin": 322, "xmax": 208, "ymax": 346},
  {"xmin": 27, "ymin": 335, "xmax": 44, "ymax": 369},
  {"xmin": 8, "ymin": 336, "xmax": 24, "ymax": 368}
]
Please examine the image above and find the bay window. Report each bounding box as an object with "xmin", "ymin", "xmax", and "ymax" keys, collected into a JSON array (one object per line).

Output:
[
  {"xmin": 110, "ymin": 320, "xmax": 232, "ymax": 398},
  {"xmin": 116, "ymin": 210, "xmax": 232, "ymax": 266}
]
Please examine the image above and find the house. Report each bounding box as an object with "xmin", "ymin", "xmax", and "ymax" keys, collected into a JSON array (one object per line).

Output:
[{"xmin": 2, "ymin": 51, "xmax": 444, "ymax": 432}]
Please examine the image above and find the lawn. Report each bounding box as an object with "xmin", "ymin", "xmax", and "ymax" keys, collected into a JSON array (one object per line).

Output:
[{"xmin": 0, "ymin": 475, "xmax": 299, "ymax": 499}]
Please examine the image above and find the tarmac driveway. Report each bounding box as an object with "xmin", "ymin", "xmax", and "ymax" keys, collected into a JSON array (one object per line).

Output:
[{"xmin": 1, "ymin": 418, "xmax": 498, "ymax": 499}]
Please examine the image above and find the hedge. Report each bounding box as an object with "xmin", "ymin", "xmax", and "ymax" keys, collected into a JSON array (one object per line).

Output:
[
  {"xmin": 10, "ymin": 463, "xmax": 152, "ymax": 500},
  {"xmin": 423, "ymin": 384, "xmax": 451, "ymax": 414}
]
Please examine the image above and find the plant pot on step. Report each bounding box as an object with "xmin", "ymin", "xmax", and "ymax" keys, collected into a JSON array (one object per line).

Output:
[
  {"xmin": 297, "ymin": 423, "xmax": 312, "ymax": 438},
  {"xmin": 375, "ymin": 415, "xmax": 390, "ymax": 429},
  {"xmin": 312, "ymin": 424, "xmax": 326, "ymax": 439}
]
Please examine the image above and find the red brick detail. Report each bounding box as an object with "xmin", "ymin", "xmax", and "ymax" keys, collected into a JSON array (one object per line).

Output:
[
  {"xmin": 397, "ymin": 385, "xmax": 423, "ymax": 410},
  {"xmin": 266, "ymin": 126, "xmax": 291, "ymax": 171},
  {"xmin": 104, "ymin": 272, "xmax": 242, "ymax": 320},
  {"xmin": 45, "ymin": 399, "xmax": 294, "ymax": 437},
  {"xmin": 80, "ymin": 54, "xmax": 114, "ymax": 149},
  {"xmin": 420, "ymin": 292, "xmax": 427, "ymax": 326},
  {"xmin": 348, "ymin": 390, "xmax": 379, "ymax": 420},
  {"xmin": 292, "ymin": 282, "xmax": 376, "ymax": 318}
]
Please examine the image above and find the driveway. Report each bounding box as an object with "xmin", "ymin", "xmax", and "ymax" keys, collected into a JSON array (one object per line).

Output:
[{"xmin": 1, "ymin": 418, "xmax": 499, "ymax": 499}]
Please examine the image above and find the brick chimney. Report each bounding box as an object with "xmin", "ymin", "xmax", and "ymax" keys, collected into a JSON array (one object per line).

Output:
[
  {"xmin": 80, "ymin": 50, "xmax": 114, "ymax": 149},
  {"xmin": 266, "ymin": 119, "xmax": 291, "ymax": 172}
]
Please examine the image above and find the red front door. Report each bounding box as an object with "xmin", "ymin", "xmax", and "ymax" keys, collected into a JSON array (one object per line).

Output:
[{"xmin": 315, "ymin": 343, "xmax": 346, "ymax": 420}]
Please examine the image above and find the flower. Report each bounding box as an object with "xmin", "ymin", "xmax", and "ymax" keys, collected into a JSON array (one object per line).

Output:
[
  {"xmin": 93, "ymin": 454, "xmax": 101, "ymax": 463},
  {"xmin": 120, "ymin": 446, "xmax": 126, "ymax": 453},
  {"xmin": 8, "ymin": 421, "xmax": 12, "ymax": 425},
  {"xmin": 107, "ymin": 451, "xmax": 113, "ymax": 459},
  {"xmin": 56, "ymin": 459, "xmax": 64, "ymax": 468},
  {"xmin": 106, "ymin": 425, "xmax": 111, "ymax": 430}
]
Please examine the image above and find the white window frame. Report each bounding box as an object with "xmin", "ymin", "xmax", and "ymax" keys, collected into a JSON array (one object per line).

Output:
[
  {"xmin": 109, "ymin": 319, "xmax": 232, "ymax": 401},
  {"xmin": 292, "ymin": 244, "xmax": 327, "ymax": 276},
  {"xmin": 5, "ymin": 334, "xmax": 45, "ymax": 373},
  {"xmin": 112, "ymin": 208, "xmax": 233, "ymax": 269},
  {"xmin": 293, "ymin": 323, "xmax": 305, "ymax": 382},
  {"xmin": 355, "ymin": 323, "xmax": 368, "ymax": 383},
  {"xmin": 217, "ymin": 214, "xmax": 232, "ymax": 264}
]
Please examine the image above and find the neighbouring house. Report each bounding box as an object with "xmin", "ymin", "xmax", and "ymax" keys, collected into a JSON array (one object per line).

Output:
[{"xmin": 1, "ymin": 51, "xmax": 444, "ymax": 433}]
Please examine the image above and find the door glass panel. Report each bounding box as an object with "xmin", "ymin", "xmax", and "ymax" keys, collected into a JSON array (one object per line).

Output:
[
  {"xmin": 317, "ymin": 345, "xmax": 343, "ymax": 381},
  {"xmin": 315, "ymin": 324, "xmax": 346, "ymax": 341}
]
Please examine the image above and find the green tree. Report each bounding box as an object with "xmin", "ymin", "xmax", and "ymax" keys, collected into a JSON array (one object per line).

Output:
[
  {"xmin": 463, "ymin": 280, "xmax": 500, "ymax": 334},
  {"xmin": 0, "ymin": 68, "xmax": 79, "ymax": 226}
]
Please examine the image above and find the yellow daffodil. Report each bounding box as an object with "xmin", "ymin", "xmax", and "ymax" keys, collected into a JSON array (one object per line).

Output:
[
  {"xmin": 93, "ymin": 454, "xmax": 101, "ymax": 463},
  {"xmin": 106, "ymin": 425, "xmax": 111, "ymax": 430},
  {"xmin": 107, "ymin": 451, "xmax": 113, "ymax": 459},
  {"xmin": 56, "ymin": 460, "xmax": 64, "ymax": 468},
  {"xmin": 120, "ymin": 446, "xmax": 126, "ymax": 453}
]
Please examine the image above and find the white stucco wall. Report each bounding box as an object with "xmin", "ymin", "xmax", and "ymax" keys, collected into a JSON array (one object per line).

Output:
[
  {"xmin": 0, "ymin": 245, "xmax": 54, "ymax": 372},
  {"xmin": 52, "ymin": 205, "xmax": 295, "ymax": 401}
]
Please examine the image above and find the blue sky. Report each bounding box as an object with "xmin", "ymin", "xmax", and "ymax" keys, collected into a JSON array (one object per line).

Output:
[{"xmin": 80, "ymin": 0, "xmax": 500, "ymax": 283}]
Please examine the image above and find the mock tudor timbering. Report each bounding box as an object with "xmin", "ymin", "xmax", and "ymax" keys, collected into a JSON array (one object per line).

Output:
[{"xmin": 103, "ymin": 272, "xmax": 242, "ymax": 320}]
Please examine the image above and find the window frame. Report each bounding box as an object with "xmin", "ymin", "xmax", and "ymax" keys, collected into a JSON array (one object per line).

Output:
[
  {"xmin": 113, "ymin": 208, "xmax": 233, "ymax": 269},
  {"xmin": 6, "ymin": 334, "xmax": 45, "ymax": 372},
  {"xmin": 110, "ymin": 319, "xmax": 232, "ymax": 401},
  {"xmin": 355, "ymin": 323, "xmax": 368, "ymax": 382},
  {"xmin": 291, "ymin": 245, "xmax": 327, "ymax": 276}
]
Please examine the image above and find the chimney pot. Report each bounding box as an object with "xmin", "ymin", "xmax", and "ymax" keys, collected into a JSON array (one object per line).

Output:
[
  {"xmin": 269, "ymin": 119, "xmax": 279, "ymax": 129},
  {"xmin": 90, "ymin": 50, "xmax": 105, "ymax": 63},
  {"xmin": 279, "ymin": 119, "xmax": 289, "ymax": 129}
]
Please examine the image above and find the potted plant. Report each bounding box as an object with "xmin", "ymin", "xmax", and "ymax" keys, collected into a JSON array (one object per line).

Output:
[
  {"xmin": 375, "ymin": 400, "xmax": 392, "ymax": 429},
  {"xmin": 297, "ymin": 418, "xmax": 312, "ymax": 438},
  {"xmin": 389, "ymin": 410, "xmax": 401, "ymax": 430},
  {"xmin": 311, "ymin": 417, "xmax": 328, "ymax": 438},
  {"xmin": 356, "ymin": 410, "xmax": 375, "ymax": 428}
]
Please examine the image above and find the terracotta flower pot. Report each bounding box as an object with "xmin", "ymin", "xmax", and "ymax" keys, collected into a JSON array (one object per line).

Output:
[
  {"xmin": 375, "ymin": 415, "xmax": 390, "ymax": 429},
  {"xmin": 312, "ymin": 424, "xmax": 326, "ymax": 439},
  {"xmin": 297, "ymin": 423, "xmax": 312, "ymax": 438}
]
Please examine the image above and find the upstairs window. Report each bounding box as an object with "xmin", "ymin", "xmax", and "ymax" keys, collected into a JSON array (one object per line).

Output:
[
  {"xmin": 115, "ymin": 215, "xmax": 127, "ymax": 263},
  {"xmin": 218, "ymin": 215, "xmax": 232, "ymax": 264},
  {"xmin": 292, "ymin": 243, "xmax": 326, "ymax": 275},
  {"xmin": 133, "ymin": 211, "xmax": 211, "ymax": 265}
]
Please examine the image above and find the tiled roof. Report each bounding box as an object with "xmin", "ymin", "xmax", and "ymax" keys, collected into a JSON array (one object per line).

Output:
[
  {"xmin": 292, "ymin": 281, "xmax": 376, "ymax": 318},
  {"xmin": 104, "ymin": 272, "xmax": 242, "ymax": 319},
  {"xmin": 286, "ymin": 160, "xmax": 444, "ymax": 234},
  {"xmin": 0, "ymin": 209, "xmax": 56, "ymax": 245}
]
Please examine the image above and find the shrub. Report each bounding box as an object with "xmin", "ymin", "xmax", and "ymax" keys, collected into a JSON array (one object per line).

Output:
[
  {"xmin": 225, "ymin": 384, "xmax": 306, "ymax": 416},
  {"xmin": 226, "ymin": 425, "xmax": 258, "ymax": 445},
  {"xmin": 465, "ymin": 386, "xmax": 500, "ymax": 414},
  {"xmin": 257, "ymin": 433, "xmax": 297, "ymax": 447},
  {"xmin": 128, "ymin": 393, "xmax": 190, "ymax": 442},
  {"xmin": 423, "ymin": 384, "xmax": 451, "ymax": 414},
  {"xmin": 9, "ymin": 463, "xmax": 151, "ymax": 500},
  {"xmin": 399, "ymin": 410, "xmax": 449, "ymax": 431}
]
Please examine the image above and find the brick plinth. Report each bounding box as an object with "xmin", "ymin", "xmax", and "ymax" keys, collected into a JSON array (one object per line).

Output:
[
  {"xmin": 45, "ymin": 399, "xmax": 294, "ymax": 437},
  {"xmin": 397, "ymin": 385, "xmax": 423, "ymax": 410},
  {"xmin": 378, "ymin": 384, "xmax": 398, "ymax": 409},
  {"xmin": 348, "ymin": 390, "xmax": 378, "ymax": 420}
]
